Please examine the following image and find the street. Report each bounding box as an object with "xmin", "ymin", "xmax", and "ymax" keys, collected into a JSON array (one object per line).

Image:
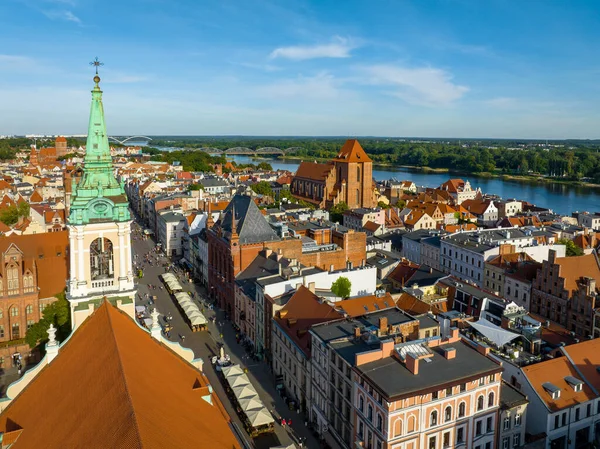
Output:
[{"xmin": 130, "ymin": 219, "xmax": 320, "ymax": 449}]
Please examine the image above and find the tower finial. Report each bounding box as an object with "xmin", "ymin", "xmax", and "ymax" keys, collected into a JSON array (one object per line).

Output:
[{"xmin": 90, "ymin": 57, "xmax": 104, "ymax": 85}]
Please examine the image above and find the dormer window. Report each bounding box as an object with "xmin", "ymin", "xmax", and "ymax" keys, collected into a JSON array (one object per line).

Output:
[
  {"xmin": 543, "ymin": 382, "xmax": 561, "ymax": 399},
  {"xmin": 565, "ymin": 376, "xmax": 583, "ymax": 392}
]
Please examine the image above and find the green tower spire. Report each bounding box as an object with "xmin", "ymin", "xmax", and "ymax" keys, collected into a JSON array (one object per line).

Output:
[{"xmin": 68, "ymin": 68, "xmax": 131, "ymax": 225}]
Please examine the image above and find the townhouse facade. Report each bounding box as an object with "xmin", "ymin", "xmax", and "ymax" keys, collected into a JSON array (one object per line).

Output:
[
  {"xmin": 530, "ymin": 251, "xmax": 600, "ymax": 337},
  {"xmin": 310, "ymin": 306, "xmax": 418, "ymax": 449},
  {"xmin": 353, "ymin": 331, "xmax": 503, "ymax": 449}
]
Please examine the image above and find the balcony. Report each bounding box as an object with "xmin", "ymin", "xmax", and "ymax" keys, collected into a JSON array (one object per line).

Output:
[{"xmin": 91, "ymin": 279, "xmax": 115, "ymax": 289}]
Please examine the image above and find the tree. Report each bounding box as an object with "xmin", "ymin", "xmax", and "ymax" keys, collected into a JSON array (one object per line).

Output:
[
  {"xmin": 0, "ymin": 206, "xmax": 19, "ymax": 226},
  {"xmin": 25, "ymin": 292, "xmax": 71, "ymax": 351},
  {"xmin": 188, "ymin": 183, "xmax": 204, "ymax": 191},
  {"xmin": 557, "ymin": 238, "xmax": 584, "ymax": 257},
  {"xmin": 331, "ymin": 276, "xmax": 352, "ymax": 299},
  {"xmin": 377, "ymin": 201, "xmax": 390, "ymax": 209},
  {"xmin": 395, "ymin": 199, "xmax": 406, "ymax": 209},
  {"xmin": 329, "ymin": 201, "xmax": 348, "ymax": 223},
  {"xmin": 279, "ymin": 188, "xmax": 294, "ymax": 202},
  {"xmin": 17, "ymin": 201, "xmax": 29, "ymax": 218},
  {"xmin": 251, "ymin": 181, "xmax": 273, "ymax": 196},
  {"xmin": 257, "ymin": 162, "xmax": 273, "ymax": 171}
]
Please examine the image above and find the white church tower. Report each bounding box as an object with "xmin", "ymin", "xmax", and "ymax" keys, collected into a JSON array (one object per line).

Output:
[{"xmin": 66, "ymin": 64, "xmax": 136, "ymax": 328}]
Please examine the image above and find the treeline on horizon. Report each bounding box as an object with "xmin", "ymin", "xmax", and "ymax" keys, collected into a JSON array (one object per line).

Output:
[
  {"xmin": 2, "ymin": 136, "xmax": 600, "ymax": 182},
  {"xmin": 148, "ymin": 137, "xmax": 600, "ymax": 182}
]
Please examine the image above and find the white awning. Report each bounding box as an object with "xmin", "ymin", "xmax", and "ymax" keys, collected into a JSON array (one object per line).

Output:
[
  {"xmin": 469, "ymin": 319, "xmax": 520, "ymax": 347},
  {"xmin": 173, "ymin": 292, "xmax": 207, "ymax": 326},
  {"xmin": 229, "ymin": 373, "xmax": 251, "ymax": 388},
  {"xmin": 245, "ymin": 408, "xmax": 274, "ymax": 427},
  {"xmin": 238, "ymin": 395, "xmax": 262, "ymax": 411},
  {"xmin": 232, "ymin": 384, "xmax": 258, "ymax": 400},
  {"xmin": 222, "ymin": 365, "xmax": 244, "ymax": 378}
]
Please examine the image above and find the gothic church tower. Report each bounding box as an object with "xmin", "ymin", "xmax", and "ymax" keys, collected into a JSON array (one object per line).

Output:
[{"xmin": 66, "ymin": 72, "xmax": 136, "ymax": 329}]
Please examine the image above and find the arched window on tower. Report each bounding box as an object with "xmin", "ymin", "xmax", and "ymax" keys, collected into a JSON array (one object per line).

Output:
[
  {"xmin": 357, "ymin": 165, "xmax": 361, "ymax": 181},
  {"xmin": 90, "ymin": 238, "xmax": 114, "ymax": 281},
  {"xmin": 7, "ymin": 266, "xmax": 19, "ymax": 295}
]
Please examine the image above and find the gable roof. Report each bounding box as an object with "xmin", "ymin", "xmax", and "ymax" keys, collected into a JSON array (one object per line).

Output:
[
  {"xmin": 461, "ymin": 199, "xmax": 493, "ymax": 216},
  {"xmin": 275, "ymin": 286, "xmax": 342, "ymax": 356},
  {"xmin": 553, "ymin": 253, "xmax": 600, "ymax": 293},
  {"xmin": 219, "ymin": 195, "xmax": 279, "ymax": 244},
  {"xmin": 333, "ymin": 139, "xmax": 372, "ymax": 163},
  {"xmin": 0, "ymin": 301, "xmax": 241, "ymax": 449},
  {"xmin": 294, "ymin": 161, "xmax": 334, "ymax": 181},
  {"xmin": 439, "ymin": 179, "xmax": 466, "ymax": 193},
  {"xmin": 522, "ymin": 356, "xmax": 595, "ymax": 412},
  {"xmin": 395, "ymin": 292, "xmax": 447, "ymax": 315},
  {"xmin": 29, "ymin": 190, "xmax": 43, "ymax": 203},
  {"xmin": 335, "ymin": 292, "xmax": 395, "ymax": 316}
]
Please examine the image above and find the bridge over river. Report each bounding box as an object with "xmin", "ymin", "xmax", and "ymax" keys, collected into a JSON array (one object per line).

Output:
[{"xmin": 199, "ymin": 146, "xmax": 303, "ymax": 155}]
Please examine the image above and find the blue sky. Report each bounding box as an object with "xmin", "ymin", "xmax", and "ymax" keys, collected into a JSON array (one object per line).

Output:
[{"xmin": 1, "ymin": 0, "xmax": 600, "ymax": 138}]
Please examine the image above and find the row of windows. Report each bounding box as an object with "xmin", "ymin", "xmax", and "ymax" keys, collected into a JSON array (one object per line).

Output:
[
  {"xmin": 0, "ymin": 305, "xmax": 35, "ymax": 318},
  {"xmin": 503, "ymin": 413, "xmax": 523, "ymax": 430},
  {"xmin": 429, "ymin": 392, "xmax": 495, "ymax": 427},
  {"xmin": 554, "ymin": 402, "xmax": 600, "ymax": 429},
  {"xmin": 501, "ymin": 434, "xmax": 521, "ymax": 449}
]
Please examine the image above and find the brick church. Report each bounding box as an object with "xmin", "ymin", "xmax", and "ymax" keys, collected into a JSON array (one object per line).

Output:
[
  {"xmin": 207, "ymin": 195, "xmax": 366, "ymax": 314},
  {"xmin": 290, "ymin": 139, "xmax": 376, "ymax": 209},
  {"xmin": 29, "ymin": 136, "xmax": 69, "ymax": 166}
]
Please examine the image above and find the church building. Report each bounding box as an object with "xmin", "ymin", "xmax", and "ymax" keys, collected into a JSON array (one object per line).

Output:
[
  {"xmin": 66, "ymin": 72, "xmax": 136, "ymax": 328},
  {"xmin": 290, "ymin": 139, "xmax": 376, "ymax": 209}
]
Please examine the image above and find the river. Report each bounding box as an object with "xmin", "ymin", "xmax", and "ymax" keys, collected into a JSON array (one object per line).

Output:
[{"xmin": 227, "ymin": 155, "xmax": 600, "ymax": 215}]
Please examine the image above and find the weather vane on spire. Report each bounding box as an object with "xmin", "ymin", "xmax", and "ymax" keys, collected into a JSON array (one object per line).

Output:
[{"xmin": 89, "ymin": 57, "xmax": 104, "ymax": 75}]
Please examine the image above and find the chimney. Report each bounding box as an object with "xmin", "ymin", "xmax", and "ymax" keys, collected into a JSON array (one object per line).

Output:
[
  {"xmin": 354, "ymin": 326, "xmax": 361, "ymax": 339},
  {"xmin": 549, "ymin": 249, "xmax": 557, "ymax": 264},
  {"xmin": 308, "ymin": 282, "xmax": 315, "ymax": 293},
  {"xmin": 442, "ymin": 347, "xmax": 456, "ymax": 360},
  {"xmin": 379, "ymin": 316, "xmax": 388, "ymax": 333},
  {"xmin": 330, "ymin": 264, "xmax": 334, "ymax": 273},
  {"xmin": 380, "ymin": 339, "xmax": 394, "ymax": 357},
  {"xmin": 406, "ymin": 352, "xmax": 419, "ymax": 375},
  {"xmin": 477, "ymin": 343, "xmax": 490, "ymax": 356}
]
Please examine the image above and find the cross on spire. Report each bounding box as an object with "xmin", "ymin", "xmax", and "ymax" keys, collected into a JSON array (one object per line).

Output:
[{"xmin": 89, "ymin": 57, "xmax": 104, "ymax": 75}]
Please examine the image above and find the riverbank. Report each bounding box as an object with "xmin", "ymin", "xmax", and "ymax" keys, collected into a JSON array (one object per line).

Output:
[{"xmin": 276, "ymin": 155, "xmax": 600, "ymax": 189}]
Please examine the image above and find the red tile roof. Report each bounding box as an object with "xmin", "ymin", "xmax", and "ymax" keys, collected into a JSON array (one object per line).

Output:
[
  {"xmin": 553, "ymin": 253, "xmax": 600, "ymax": 294},
  {"xmin": 295, "ymin": 161, "xmax": 334, "ymax": 181},
  {"xmin": 333, "ymin": 139, "xmax": 372, "ymax": 163},
  {"xmin": 275, "ymin": 286, "xmax": 341, "ymax": 356},
  {"xmin": 0, "ymin": 301, "xmax": 241, "ymax": 449}
]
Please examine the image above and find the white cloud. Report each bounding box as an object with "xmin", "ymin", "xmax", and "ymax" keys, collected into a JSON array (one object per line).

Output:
[
  {"xmin": 42, "ymin": 9, "xmax": 82, "ymax": 24},
  {"xmin": 270, "ymin": 36, "xmax": 356, "ymax": 61},
  {"xmin": 364, "ymin": 65, "xmax": 468, "ymax": 106},
  {"xmin": 257, "ymin": 72, "xmax": 340, "ymax": 99}
]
